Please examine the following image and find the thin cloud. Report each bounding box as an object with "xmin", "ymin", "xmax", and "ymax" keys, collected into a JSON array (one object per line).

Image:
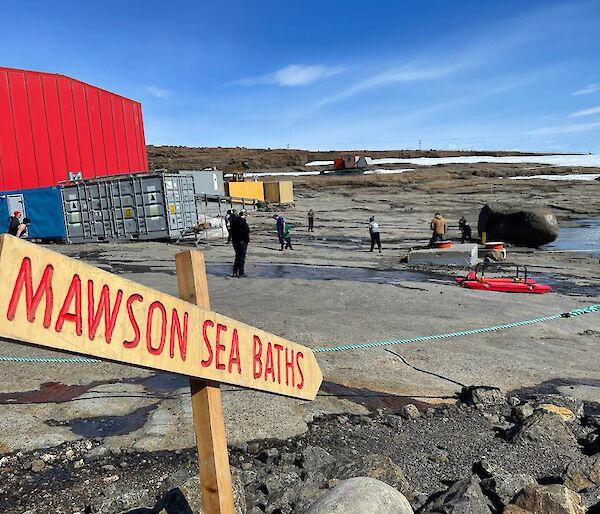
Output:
[
  {"xmin": 525, "ymin": 121, "xmax": 600, "ymax": 135},
  {"xmin": 233, "ymin": 64, "xmax": 344, "ymax": 87},
  {"xmin": 569, "ymin": 105, "xmax": 600, "ymax": 117},
  {"xmin": 572, "ymin": 84, "xmax": 600, "ymax": 95},
  {"xmin": 145, "ymin": 85, "xmax": 173, "ymax": 98}
]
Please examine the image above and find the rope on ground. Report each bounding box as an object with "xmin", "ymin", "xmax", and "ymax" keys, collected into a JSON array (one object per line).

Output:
[
  {"xmin": 312, "ymin": 304, "xmax": 600, "ymax": 353},
  {"xmin": 0, "ymin": 304, "xmax": 598, "ymax": 362}
]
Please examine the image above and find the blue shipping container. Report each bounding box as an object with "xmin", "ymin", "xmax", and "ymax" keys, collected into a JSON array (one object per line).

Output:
[{"xmin": 0, "ymin": 187, "xmax": 66, "ymax": 240}]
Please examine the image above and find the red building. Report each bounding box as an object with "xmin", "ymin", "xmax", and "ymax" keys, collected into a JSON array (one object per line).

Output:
[{"xmin": 0, "ymin": 66, "xmax": 148, "ymax": 191}]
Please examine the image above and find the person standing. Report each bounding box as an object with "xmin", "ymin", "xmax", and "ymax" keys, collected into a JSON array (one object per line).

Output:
[
  {"xmin": 283, "ymin": 222, "xmax": 293, "ymax": 250},
  {"xmin": 7, "ymin": 210, "xmax": 21, "ymax": 236},
  {"xmin": 369, "ymin": 216, "xmax": 382, "ymax": 253},
  {"xmin": 225, "ymin": 209, "xmax": 233, "ymax": 243},
  {"xmin": 16, "ymin": 217, "xmax": 30, "ymax": 238},
  {"xmin": 307, "ymin": 209, "xmax": 315, "ymax": 232},
  {"xmin": 458, "ymin": 216, "xmax": 472, "ymax": 244},
  {"xmin": 429, "ymin": 213, "xmax": 447, "ymax": 245},
  {"xmin": 231, "ymin": 210, "xmax": 249, "ymax": 277},
  {"xmin": 273, "ymin": 214, "xmax": 285, "ymax": 251}
]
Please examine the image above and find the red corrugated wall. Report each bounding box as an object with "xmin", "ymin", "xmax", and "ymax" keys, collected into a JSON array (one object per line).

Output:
[{"xmin": 0, "ymin": 66, "xmax": 148, "ymax": 190}]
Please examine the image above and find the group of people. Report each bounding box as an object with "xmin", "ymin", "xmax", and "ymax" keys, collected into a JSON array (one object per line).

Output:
[
  {"xmin": 225, "ymin": 207, "xmax": 474, "ymax": 277},
  {"xmin": 7, "ymin": 210, "xmax": 30, "ymax": 238},
  {"xmin": 368, "ymin": 212, "xmax": 473, "ymax": 251}
]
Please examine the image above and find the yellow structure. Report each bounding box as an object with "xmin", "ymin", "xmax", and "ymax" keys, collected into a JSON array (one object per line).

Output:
[
  {"xmin": 227, "ymin": 181, "xmax": 265, "ymax": 202},
  {"xmin": 264, "ymin": 181, "xmax": 294, "ymax": 204}
]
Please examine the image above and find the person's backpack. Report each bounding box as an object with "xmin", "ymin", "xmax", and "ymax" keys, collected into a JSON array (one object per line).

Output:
[{"xmin": 7, "ymin": 216, "xmax": 19, "ymax": 236}]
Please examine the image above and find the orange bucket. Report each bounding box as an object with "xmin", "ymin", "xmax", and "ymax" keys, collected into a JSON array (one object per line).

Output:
[
  {"xmin": 433, "ymin": 240, "xmax": 452, "ymax": 249},
  {"xmin": 485, "ymin": 241, "xmax": 505, "ymax": 251}
]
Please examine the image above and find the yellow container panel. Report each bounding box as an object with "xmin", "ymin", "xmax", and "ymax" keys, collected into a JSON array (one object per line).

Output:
[
  {"xmin": 227, "ymin": 181, "xmax": 265, "ymax": 202},
  {"xmin": 263, "ymin": 181, "xmax": 294, "ymax": 204},
  {"xmin": 278, "ymin": 181, "xmax": 294, "ymax": 204}
]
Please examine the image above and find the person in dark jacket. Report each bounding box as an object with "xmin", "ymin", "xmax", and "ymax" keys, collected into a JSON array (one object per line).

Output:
[
  {"xmin": 7, "ymin": 210, "xmax": 21, "ymax": 236},
  {"xmin": 230, "ymin": 210, "xmax": 250, "ymax": 277},
  {"xmin": 273, "ymin": 214, "xmax": 285, "ymax": 250},
  {"xmin": 458, "ymin": 216, "xmax": 472, "ymax": 244},
  {"xmin": 307, "ymin": 209, "xmax": 315, "ymax": 232}
]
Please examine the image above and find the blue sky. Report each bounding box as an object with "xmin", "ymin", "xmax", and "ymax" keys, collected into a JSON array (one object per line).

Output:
[{"xmin": 2, "ymin": 0, "xmax": 600, "ymax": 152}]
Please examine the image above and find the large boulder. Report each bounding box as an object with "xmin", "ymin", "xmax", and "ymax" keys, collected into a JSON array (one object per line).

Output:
[
  {"xmin": 478, "ymin": 203, "xmax": 558, "ymax": 247},
  {"xmin": 303, "ymin": 477, "xmax": 413, "ymax": 514}
]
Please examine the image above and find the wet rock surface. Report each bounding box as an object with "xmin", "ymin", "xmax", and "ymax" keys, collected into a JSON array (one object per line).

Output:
[{"xmin": 2, "ymin": 389, "xmax": 600, "ymax": 513}]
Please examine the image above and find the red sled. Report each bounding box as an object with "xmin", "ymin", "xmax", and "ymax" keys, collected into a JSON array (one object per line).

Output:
[{"xmin": 456, "ymin": 263, "xmax": 552, "ymax": 294}]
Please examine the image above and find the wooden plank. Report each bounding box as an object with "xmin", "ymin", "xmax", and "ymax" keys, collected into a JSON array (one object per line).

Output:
[
  {"xmin": 176, "ymin": 250, "xmax": 234, "ymax": 514},
  {"xmin": 0, "ymin": 235, "xmax": 322, "ymax": 400}
]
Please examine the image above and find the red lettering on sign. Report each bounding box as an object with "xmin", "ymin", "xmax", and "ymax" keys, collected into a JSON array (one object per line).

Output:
[
  {"xmin": 123, "ymin": 294, "xmax": 143, "ymax": 348},
  {"xmin": 7, "ymin": 257, "xmax": 54, "ymax": 328},
  {"xmin": 285, "ymin": 348, "xmax": 295, "ymax": 387},
  {"xmin": 273, "ymin": 343, "xmax": 284, "ymax": 384},
  {"xmin": 228, "ymin": 329, "xmax": 241, "ymax": 374},
  {"xmin": 169, "ymin": 309, "xmax": 189, "ymax": 361},
  {"xmin": 146, "ymin": 301, "xmax": 167, "ymax": 355},
  {"xmin": 253, "ymin": 335, "xmax": 262, "ymax": 379},
  {"xmin": 55, "ymin": 274, "xmax": 82, "ymax": 335},
  {"xmin": 264, "ymin": 342, "xmax": 275, "ymax": 382},
  {"xmin": 215, "ymin": 323, "xmax": 227, "ymax": 371},
  {"xmin": 87, "ymin": 281, "xmax": 123, "ymax": 343},
  {"xmin": 296, "ymin": 352, "xmax": 305, "ymax": 390},
  {"xmin": 201, "ymin": 319, "xmax": 214, "ymax": 367}
]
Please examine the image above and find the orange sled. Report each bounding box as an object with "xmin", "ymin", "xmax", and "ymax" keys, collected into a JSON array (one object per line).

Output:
[{"xmin": 456, "ymin": 263, "xmax": 552, "ymax": 294}]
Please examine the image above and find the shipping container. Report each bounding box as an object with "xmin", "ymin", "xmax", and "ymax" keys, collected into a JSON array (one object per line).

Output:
[
  {"xmin": 61, "ymin": 173, "xmax": 197, "ymax": 243},
  {"xmin": 0, "ymin": 186, "xmax": 66, "ymax": 240},
  {"xmin": 264, "ymin": 181, "xmax": 294, "ymax": 204},
  {"xmin": 226, "ymin": 181, "xmax": 265, "ymax": 202},
  {"xmin": 181, "ymin": 170, "xmax": 225, "ymax": 196},
  {"xmin": 0, "ymin": 66, "xmax": 148, "ymax": 191}
]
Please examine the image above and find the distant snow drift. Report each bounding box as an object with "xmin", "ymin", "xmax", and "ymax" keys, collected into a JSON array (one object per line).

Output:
[
  {"xmin": 509, "ymin": 173, "xmax": 600, "ymax": 181},
  {"xmin": 305, "ymin": 154, "xmax": 600, "ymax": 168}
]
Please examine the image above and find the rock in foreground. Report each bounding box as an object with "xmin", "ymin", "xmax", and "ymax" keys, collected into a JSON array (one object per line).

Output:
[{"xmin": 303, "ymin": 477, "xmax": 413, "ymax": 514}]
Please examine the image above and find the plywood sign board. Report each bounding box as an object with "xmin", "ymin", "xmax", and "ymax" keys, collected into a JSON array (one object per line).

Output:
[{"xmin": 0, "ymin": 235, "xmax": 322, "ymax": 400}]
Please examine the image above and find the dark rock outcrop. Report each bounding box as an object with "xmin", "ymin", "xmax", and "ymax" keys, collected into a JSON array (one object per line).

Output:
[{"xmin": 478, "ymin": 203, "xmax": 558, "ymax": 247}]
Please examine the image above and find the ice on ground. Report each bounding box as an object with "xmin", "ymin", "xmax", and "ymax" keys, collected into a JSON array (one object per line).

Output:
[
  {"xmin": 363, "ymin": 168, "xmax": 414, "ymax": 175},
  {"xmin": 305, "ymin": 154, "xmax": 600, "ymax": 168},
  {"xmin": 509, "ymin": 173, "xmax": 600, "ymax": 181}
]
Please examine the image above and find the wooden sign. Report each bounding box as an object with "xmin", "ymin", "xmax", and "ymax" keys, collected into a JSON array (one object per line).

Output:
[{"xmin": 0, "ymin": 235, "xmax": 322, "ymax": 400}]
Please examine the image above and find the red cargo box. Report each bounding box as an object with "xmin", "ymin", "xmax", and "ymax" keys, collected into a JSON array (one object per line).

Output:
[{"xmin": 0, "ymin": 66, "xmax": 148, "ymax": 190}]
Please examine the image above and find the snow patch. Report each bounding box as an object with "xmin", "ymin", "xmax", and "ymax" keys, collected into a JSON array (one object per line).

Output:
[
  {"xmin": 509, "ymin": 173, "xmax": 600, "ymax": 181},
  {"xmin": 305, "ymin": 154, "xmax": 600, "ymax": 168}
]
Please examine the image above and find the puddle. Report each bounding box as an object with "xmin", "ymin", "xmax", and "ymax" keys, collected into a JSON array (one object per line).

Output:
[
  {"xmin": 546, "ymin": 219, "xmax": 600, "ymax": 256},
  {"xmin": 206, "ymin": 263, "xmax": 434, "ymax": 290},
  {"xmin": 0, "ymin": 373, "xmax": 189, "ymax": 405},
  {"xmin": 46, "ymin": 404, "xmax": 158, "ymax": 438},
  {"xmin": 0, "ymin": 382, "xmax": 99, "ymax": 404},
  {"xmin": 318, "ymin": 381, "xmax": 452, "ymax": 412}
]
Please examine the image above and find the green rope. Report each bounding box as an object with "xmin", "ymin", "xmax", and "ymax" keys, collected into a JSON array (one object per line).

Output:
[
  {"xmin": 312, "ymin": 304, "xmax": 600, "ymax": 353},
  {"xmin": 0, "ymin": 304, "xmax": 598, "ymax": 361}
]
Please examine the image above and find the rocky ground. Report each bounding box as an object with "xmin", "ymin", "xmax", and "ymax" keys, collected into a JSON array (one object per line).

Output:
[
  {"xmin": 0, "ymin": 161, "xmax": 599, "ymax": 513},
  {"xmin": 2, "ymin": 387, "xmax": 600, "ymax": 513}
]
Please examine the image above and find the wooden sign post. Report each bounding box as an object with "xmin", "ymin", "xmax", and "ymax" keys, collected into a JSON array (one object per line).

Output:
[
  {"xmin": 0, "ymin": 235, "xmax": 323, "ymax": 514},
  {"xmin": 176, "ymin": 251, "xmax": 234, "ymax": 513}
]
